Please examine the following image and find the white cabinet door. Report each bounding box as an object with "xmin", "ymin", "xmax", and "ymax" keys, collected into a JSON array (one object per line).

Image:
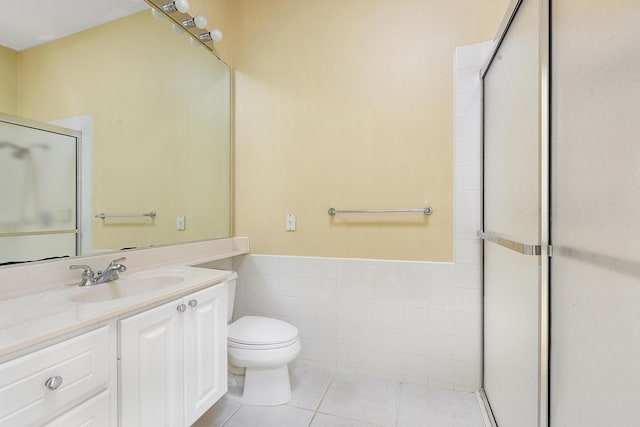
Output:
[
  {"xmin": 184, "ymin": 285, "xmax": 227, "ymax": 425},
  {"xmin": 120, "ymin": 299, "xmax": 185, "ymax": 427}
]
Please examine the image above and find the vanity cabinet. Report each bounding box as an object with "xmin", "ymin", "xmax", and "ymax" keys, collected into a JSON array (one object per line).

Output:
[
  {"xmin": 119, "ymin": 284, "xmax": 226, "ymax": 427},
  {"xmin": 0, "ymin": 324, "xmax": 117, "ymax": 427}
]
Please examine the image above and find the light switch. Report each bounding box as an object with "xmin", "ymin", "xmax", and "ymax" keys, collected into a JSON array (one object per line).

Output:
[
  {"xmin": 177, "ymin": 215, "xmax": 186, "ymax": 231},
  {"xmin": 285, "ymin": 213, "xmax": 296, "ymax": 231}
]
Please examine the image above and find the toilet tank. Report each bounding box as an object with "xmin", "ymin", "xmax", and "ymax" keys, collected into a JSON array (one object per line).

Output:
[{"xmin": 225, "ymin": 272, "xmax": 239, "ymax": 323}]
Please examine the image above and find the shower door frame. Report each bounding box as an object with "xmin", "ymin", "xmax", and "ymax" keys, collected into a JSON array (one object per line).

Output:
[
  {"xmin": 477, "ymin": 0, "xmax": 551, "ymax": 426},
  {"xmin": 0, "ymin": 112, "xmax": 83, "ymax": 259}
]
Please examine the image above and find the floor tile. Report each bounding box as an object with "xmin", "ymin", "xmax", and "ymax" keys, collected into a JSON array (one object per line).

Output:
[
  {"xmin": 288, "ymin": 365, "xmax": 335, "ymax": 410},
  {"xmin": 223, "ymin": 404, "xmax": 314, "ymax": 427},
  {"xmin": 193, "ymin": 398, "xmax": 241, "ymax": 427},
  {"xmin": 397, "ymin": 383, "xmax": 483, "ymax": 427},
  {"xmin": 310, "ymin": 412, "xmax": 380, "ymax": 427},
  {"xmin": 318, "ymin": 373, "xmax": 400, "ymax": 427}
]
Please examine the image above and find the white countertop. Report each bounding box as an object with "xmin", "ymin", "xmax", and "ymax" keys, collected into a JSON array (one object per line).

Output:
[{"xmin": 0, "ymin": 265, "xmax": 233, "ymax": 359}]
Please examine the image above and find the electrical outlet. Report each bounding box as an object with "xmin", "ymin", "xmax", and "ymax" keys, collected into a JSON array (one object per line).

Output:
[
  {"xmin": 177, "ymin": 215, "xmax": 186, "ymax": 231},
  {"xmin": 285, "ymin": 213, "xmax": 296, "ymax": 231}
]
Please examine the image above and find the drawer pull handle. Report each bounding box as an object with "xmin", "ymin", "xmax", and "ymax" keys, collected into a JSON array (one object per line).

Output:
[
  {"xmin": 188, "ymin": 299, "xmax": 198, "ymax": 307},
  {"xmin": 45, "ymin": 376, "xmax": 63, "ymax": 390},
  {"xmin": 177, "ymin": 303, "xmax": 187, "ymax": 312}
]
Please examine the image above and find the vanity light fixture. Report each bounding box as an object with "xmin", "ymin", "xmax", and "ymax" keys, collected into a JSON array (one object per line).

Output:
[
  {"xmin": 182, "ymin": 14, "xmax": 208, "ymax": 29},
  {"xmin": 198, "ymin": 29, "xmax": 223, "ymax": 42},
  {"xmin": 151, "ymin": 8, "xmax": 165, "ymax": 20},
  {"xmin": 161, "ymin": 0, "xmax": 189, "ymax": 14}
]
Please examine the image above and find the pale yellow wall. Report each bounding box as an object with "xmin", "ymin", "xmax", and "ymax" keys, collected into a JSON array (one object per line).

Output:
[
  {"xmin": 16, "ymin": 11, "xmax": 231, "ymax": 250},
  {"xmin": 232, "ymin": 0, "xmax": 509, "ymax": 261},
  {"xmin": 0, "ymin": 44, "xmax": 17, "ymax": 114}
]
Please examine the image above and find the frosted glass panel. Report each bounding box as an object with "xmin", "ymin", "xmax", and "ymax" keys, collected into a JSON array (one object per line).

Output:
[
  {"xmin": 483, "ymin": 0, "xmax": 539, "ymax": 242},
  {"xmin": 0, "ymin": 234, "xmax": 76, "ymax": 264},
  {"xmin": 484, "ymin": 244, "xmax": 539, "ymax": 426},
  {"xmin": 551, "ymin": 0, "xmax": 640, "ymax": 424},
  {"xmin": 0, "ymin": 119, "xmax": 77, "ymax": 263},
  {"xmin": 482, "ymin": 0, "xmax": 540, "ymax": 425}
]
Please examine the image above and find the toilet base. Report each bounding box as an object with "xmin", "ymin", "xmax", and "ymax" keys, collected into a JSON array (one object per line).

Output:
[{"xmin": 225, "ymin": 365, "xmax": 292, "ymax": 406}]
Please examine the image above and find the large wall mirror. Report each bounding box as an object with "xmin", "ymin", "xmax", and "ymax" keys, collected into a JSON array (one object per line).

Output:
[{"xmin": 0, "ymin": 0, "xmax": 231, "ymax": 264}]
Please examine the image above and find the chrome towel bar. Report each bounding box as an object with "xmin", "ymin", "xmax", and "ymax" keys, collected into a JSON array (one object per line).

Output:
[
  {"xmin": 328, "ymin": 206, "xmax": 433, "ymax": 216},
  {"xmin": 478, "ymin": 230, "xmax": 541, "ymax": 256},
  {"xmin": 95, "ymin": 211, "xmax": 156, "ymax": 219}
]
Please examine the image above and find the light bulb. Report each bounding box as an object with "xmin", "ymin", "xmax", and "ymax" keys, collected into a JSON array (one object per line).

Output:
[
  {"xmin": 174, "ymin": 0, "xmax": 189, "ymax": 12},
  {"xmin": 151, "ymin": 8, "xmax": 165, "ymax": 20},
  {"xmin": 194, "ymin": 15, "xmax": 208, "ymax": 29},
  {"xmin": 162, "ymin": 0, "xmax": 189, "ymax": 14},
  {"xmin": 199, "ymin": 29, "xmax": 223, "ymax": 42},
  {"xmin": 210, "ymin": 29, "xmax": 223, "ymax": 42},
  {"xmin": 181, "ymin": 14, "xmax": 208, "ymax": 29}
]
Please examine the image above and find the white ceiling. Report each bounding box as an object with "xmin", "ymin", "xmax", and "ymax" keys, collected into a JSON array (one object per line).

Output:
[{"xmin": 0, "ymin": 0, "xmax": 150, "ymax": 51}]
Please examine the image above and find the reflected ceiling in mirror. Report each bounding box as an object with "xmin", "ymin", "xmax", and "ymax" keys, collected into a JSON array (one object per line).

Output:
[
  {"xmin": 0, "ymin": 0, "xmax": 231, "ymax": 263},
  {"xmin": 0, "ymin": 0, "xmax": 149, "ymax": 51}
]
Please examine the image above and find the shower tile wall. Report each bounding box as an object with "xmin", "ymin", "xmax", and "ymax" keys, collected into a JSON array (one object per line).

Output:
[
  {"xmin": 231, "ymin": 41, "xmax": 488, "ymax": 392},
  {"xmin": 451, "ymin": 39, "xmax": 492, "ymax": 392}
]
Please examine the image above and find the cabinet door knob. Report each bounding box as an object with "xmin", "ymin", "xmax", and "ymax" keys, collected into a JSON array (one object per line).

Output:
[
  {"xmin": 45, "ymin": 376, "xmax": 63, "ymax": 390},
  {"xmin": 177, "ymin": 303, "xmax": 187, "ymax": 312},
  {"xmin": 188, "ymin": 299, "xmax": 198, "ymax": 307}
]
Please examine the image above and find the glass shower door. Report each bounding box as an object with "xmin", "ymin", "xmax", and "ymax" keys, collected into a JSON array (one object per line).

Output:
[
  {"xmin": 481, "ymin": 0, "xmax": 547, "ymax": 425},
  {"xmin": 0, "ymin": 115, "xmax": 79, "ymax": 264},
  {"xmin": 550, "ymin": 0, "xmax": 640, "ymax": 424}
]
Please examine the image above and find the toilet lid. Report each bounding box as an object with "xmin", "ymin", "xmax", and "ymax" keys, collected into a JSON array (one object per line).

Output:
[{"xmin": 228, "ymin": 316, "xmax": 298, "ymax": 345}]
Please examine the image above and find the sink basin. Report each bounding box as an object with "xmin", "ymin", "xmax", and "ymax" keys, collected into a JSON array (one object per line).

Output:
[{"xmin": 70, "ymin": 275, "xmax": 184, "ymax": 303}]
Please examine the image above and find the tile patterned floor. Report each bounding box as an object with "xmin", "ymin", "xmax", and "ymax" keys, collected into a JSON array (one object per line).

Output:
[{"xmin": 193, "ymin": 365, "xmax": 485, "ymax": 427}]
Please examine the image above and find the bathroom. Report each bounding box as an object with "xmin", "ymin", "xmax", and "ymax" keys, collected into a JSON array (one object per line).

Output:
[{"xmin": 0, "ymin": 0, "xmax": 637, "ymax": 426}]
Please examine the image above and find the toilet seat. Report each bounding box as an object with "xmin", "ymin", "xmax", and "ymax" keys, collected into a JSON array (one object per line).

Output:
[
  {"xmin": 227, "ymin": 337, "xmax": 299, "ymax": 350},
  {"xmin": 228, "ymin": 316, "xmax": 298, "ymax": 347}
]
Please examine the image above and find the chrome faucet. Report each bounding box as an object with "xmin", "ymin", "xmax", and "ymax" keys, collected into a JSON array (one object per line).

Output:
[{"xmin": 69, "ymin": 257, "xmax": 127, "ymax": 287}]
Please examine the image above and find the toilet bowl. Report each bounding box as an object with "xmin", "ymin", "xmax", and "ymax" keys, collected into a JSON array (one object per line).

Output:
[{"xmin": 224, "ymin": 274, "xmax": 301, "ymax": 406}]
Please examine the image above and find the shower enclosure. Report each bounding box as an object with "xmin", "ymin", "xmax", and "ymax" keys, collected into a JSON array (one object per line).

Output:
[
  {"xmin": 480, "ymin": 0, "xmax": 639, "ymax": 426},
  {"xmin": 0, "ymin": 114, "xmax": 79, "ymax": 264}
]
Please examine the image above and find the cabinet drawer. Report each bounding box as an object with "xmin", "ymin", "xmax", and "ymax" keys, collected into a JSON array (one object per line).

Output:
[
  {"xmin": 0, "ymin": 325, "xmax": 111, "ymax": 426},
  {"xmin": 44, "ymin": 390, "xmax": 111, "ymax": 427}
]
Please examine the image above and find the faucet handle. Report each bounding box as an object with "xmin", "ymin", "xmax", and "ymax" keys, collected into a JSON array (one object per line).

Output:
[
  {"xmin": 109, "ymin": 257, "xmax": 127, "ymax": 273},
  {"xmin": 68, "ymin": 264, "xmax": 95, "ymax": 277}
]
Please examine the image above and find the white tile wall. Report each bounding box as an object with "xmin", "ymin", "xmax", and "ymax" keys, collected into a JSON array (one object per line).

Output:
[
  {"xmin": 232, "ymin": 254, "xmax": 477, "ymax": 391},
  {"xmin": 229, "ymin": 41, "xmax": 490, "ymax": 393},
  {"xmin": 451, "ymin": 41, "xmax": 492, "ymax": 390}
]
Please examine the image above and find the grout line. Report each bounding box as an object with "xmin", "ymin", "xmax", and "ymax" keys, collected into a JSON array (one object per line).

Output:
[
  {"xmin": 315, "ymin": 370, "xmax": 336, "ymax": 411},
  {"xmin": 306, "ymin": 411, "xmax": 318, "ymax": 427},
  {"xmin": 394, "ymin": 381, "xmax": 402, "ymax": 427},
  {"xmin": 220, "ymin": 401, "xmax": 243, "ymax": 427},
  {"xmin": 306, "ymin": 370, "xmax": 336, "ymax": 427}
]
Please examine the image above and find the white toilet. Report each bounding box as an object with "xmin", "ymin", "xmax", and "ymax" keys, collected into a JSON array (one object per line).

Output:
[{"xmin": 224, "ymin": 273, "xmax": 301, "ymax": 406}]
